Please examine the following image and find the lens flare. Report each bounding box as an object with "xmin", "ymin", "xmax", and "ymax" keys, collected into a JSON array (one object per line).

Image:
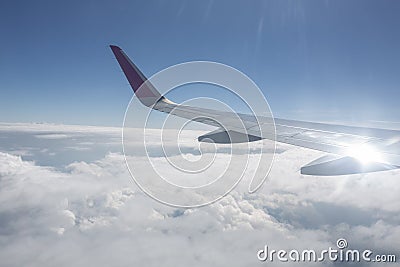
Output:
[{"xmin": 345, "ymin": 144, "xmax": 384, "ymax": 164}]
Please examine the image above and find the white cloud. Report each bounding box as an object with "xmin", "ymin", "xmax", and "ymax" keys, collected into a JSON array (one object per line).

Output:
[{"xmin": 0, "ymin": 123, "xmax": 398, "ymax": 266}]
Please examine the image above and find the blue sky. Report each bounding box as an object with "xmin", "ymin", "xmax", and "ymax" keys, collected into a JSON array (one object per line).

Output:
[{"xmin": 1, "ymin": 0, "xmax": 399, "ymax": 126}]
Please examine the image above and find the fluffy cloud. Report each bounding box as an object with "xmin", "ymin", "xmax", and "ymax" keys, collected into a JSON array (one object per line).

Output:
[{"xmin": 0, "ymin": 123, "xmax": 398, "ymax": 266}]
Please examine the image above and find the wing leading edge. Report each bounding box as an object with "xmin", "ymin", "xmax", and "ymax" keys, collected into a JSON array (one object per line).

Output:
[{"xmin": 110, "ymin": 45, "xmax": 400, "ymax": 175}]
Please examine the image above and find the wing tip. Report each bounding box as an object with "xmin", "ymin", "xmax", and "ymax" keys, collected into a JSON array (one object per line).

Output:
[
  {"xmin": 109, "ymin": 45, "xmax": 122, "ymax": 54},
  {"xmin": 109, "ymin": 44, "xmax": 121, "ymax": 49}
]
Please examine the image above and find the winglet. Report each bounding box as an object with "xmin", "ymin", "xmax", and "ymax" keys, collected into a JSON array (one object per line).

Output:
[{"xmin": 110, "ymin": 45, "xmax": 162, "ymax": 106}]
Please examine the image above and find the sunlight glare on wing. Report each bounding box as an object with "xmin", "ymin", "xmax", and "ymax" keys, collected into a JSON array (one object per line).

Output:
[{"xmin": 345, "ymin": 144, "xmax": 384, "ymax": 164}]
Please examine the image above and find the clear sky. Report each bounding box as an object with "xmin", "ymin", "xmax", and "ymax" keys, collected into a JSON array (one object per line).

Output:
[{"xmin": 1, "ymin": 0, "xmax": 399, "ymax": 126}]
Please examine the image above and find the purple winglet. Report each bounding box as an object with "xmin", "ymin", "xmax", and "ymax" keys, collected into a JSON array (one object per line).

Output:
[{"xmin": 110, "ymin": 45, "xmax": 159, "ymax": 99}]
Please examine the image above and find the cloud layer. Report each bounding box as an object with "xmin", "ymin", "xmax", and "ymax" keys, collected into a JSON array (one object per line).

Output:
[{"xmin": 0, "ymin": 123, "xmax": 399, "ymax": 266}]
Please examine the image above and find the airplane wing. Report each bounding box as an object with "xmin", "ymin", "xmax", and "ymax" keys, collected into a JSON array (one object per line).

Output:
[{"xmin": 110, "ymin": 45, "xmax": 400, "ymax": 176}]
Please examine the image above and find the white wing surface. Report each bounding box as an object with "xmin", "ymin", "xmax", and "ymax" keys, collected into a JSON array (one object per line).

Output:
[{"xmin": 111, "ymin": 45, "xmax": 400, "ymax": 175}]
